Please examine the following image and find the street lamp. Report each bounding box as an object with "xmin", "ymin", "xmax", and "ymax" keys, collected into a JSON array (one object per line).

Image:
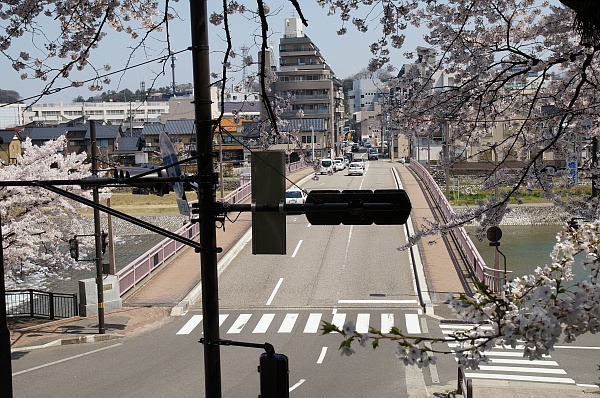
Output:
[{"xmin": 311, "ymin": 125, "xmax": 315, "ymax": 161}]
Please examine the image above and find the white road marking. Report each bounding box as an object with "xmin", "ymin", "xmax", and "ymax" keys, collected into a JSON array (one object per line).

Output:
[
  {"xmin": 278, "ymin": 313, "xmax": 298, "ymax": 333},
  {"xmin": 477, "ymin": 365, "xmax": 567, "ymax": 374},
  {"xmin": 219, "ymin": 314, "xmax": 229, "ymax": 326},
  {"xmin": 317, "ymin": 347, "xmax": 328, "ymax": 364},
  {"xmin": 304, "ymin": 313, "xmax": 323, "ymax": 333},
  {"xmin": 338, "ymin": 299, "xmax": 418, "ymax": 304},
  {"xmin": 291, "ymin": 240, "xmax": 303, "ymax": 258},
  {"xmin": 252, "ymin": 313, "xmax": 275, "ymax": 333},
  {"xmin": 176, "ymin": 315, "xmax": 203, "ymax": 335},
  {"xmin": 464, "ymin": 373, "xmax": 575, "ymax": 384},
  {"xmin": 13, "ymin": 343, "xmax": 122, "ymax": 376},
  {"xmin": 227, "ymin": 314, "xmax": 252, "ymax": 334},
  {"xmin": 554, "ymin": 345, "xmax": 600, "ymax": 350},
  {"xmin": 266, "ymin": 278, "xmax": 284, "ymax": 305},
  {"xmin": 289, "ymin": 379, "xmax": 306, "ymax": 392},
  {"xmin": 381, "ymin": 314, "xmax": 394, "ymax": 333},
  {"xmin": 356, "ymin": 313, "xmax": 370, "ymax": 333},
  {"xmin": 330, "ymin": 313, "xmax": 346, "ymax": 333},
  {"xmin": 487, "ymin": 358, "xmax": 559, "ymax": 366},
  {"xmin": 405, "ymin": 313, "xmax": 421, "ymax": 334}
]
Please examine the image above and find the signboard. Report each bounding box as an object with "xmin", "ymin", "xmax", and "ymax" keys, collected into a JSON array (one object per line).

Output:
[
  {"xmin": 567, "ymin": 153, "xmax": 578, "ymax": 185},
  {"xmin": 159, "ymin": 132, "xmax": 190, "ymax": 216}
]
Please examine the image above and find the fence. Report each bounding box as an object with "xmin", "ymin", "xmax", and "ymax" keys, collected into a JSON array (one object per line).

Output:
[
  {"xmin": 116, "ymin": 159, "xmax": 309, "ymax": 296},
  {"xmin": 5, "ymin": 289, "xmax": 78, "ymax": 319},
  {"xmin": 409, "ymin": 160, "xmax": 511, "ymax": 292}
]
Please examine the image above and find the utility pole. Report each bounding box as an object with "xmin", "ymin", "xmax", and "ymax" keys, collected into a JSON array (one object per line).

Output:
[
  {"xmin": 0, "ymin": 216, "xmax": 13, "ymax": 397},
  {"xmin": 90, "ymin": 120, "xmax": 106, "ymax": 334},
  {"xmin": 189, "ymin": 1, "xmax": 222, "ymax": 396},
  {"xmin": 592, "ymin": 137, "xmax": 598, "ymax": 198}
]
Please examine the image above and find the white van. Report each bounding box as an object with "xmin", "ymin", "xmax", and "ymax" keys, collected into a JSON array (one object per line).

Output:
[{"xmin": 317, "ymin": 158, "xmax": 334, "ymax": 174}]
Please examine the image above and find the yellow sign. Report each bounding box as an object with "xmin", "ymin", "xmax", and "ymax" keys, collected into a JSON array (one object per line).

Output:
[{"xmin": 103, "ymin": 284, "xmax": 113, "ymax": 291}]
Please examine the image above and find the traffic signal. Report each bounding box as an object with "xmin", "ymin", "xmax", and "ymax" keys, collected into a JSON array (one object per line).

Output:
[
  {"xmin": 305, "ymin": 189, "xmax": 411, "ymax": 225},
  {"xmin": 258, "ymin": 352, "xmax": 289, "ymax": 398},
  {"xmin": 68, "ymin": 237, "xmax": 79, "ymax": 260},
  {"xmin": 101, "ymin": 231, "xmax": 108, "ymax": 254},
  {"xmin": 114, "ymin": 165, "xmax": 171, "ymax": 196}
]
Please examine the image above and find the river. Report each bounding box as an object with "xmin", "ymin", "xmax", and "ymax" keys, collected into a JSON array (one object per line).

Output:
[{"xmin": 466, "ymin": 224, "xmax": 588, "ymax": 285}]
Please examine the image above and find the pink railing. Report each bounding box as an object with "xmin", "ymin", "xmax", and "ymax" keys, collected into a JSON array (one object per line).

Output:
[
  {"xmin": 409, "ymin": 160, "xmax": 510, "ymax": 292},
  {"xmin": 116, "ymin": 160, "xmax": 309, "ymax": 296}
]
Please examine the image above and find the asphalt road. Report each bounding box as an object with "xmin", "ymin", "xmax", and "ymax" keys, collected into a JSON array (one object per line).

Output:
[{"xmin": 10, "ymin": 160, "xmax": 600, "ymax": 397}]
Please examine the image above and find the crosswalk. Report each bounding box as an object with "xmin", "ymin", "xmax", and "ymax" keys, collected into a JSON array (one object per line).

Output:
[
  {"xmin": 176, "ymin": 311, "xmax": 421, "ymax": 336},
  {"xmin": 440, "ymin": 323, "xmax": 575, "ymax": 385}
]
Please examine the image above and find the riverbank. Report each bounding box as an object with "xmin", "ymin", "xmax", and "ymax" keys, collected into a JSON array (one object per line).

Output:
[{"xmin": 457, "ymin": 203, "xmax": 571, "ymax": 226}]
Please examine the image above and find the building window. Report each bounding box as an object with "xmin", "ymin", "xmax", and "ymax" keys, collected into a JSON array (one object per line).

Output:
[
  {"xmin": 298, "ymin": 58, "xmax": 305, "ymax": 65},
  {"xmin": 98, "ymin": 139, "xmax": 109, "ymax": 148},
  {"xmin": 301, "ymin": 135, "xmax": 313, "ymax": 143},
  {"xmin": 294, "ymin": 45, "xmax": 301, "ymax": 51}
]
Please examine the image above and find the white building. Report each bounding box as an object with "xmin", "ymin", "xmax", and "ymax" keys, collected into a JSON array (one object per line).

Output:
[
  {"xmin": 22, "ymin": 101, "xmax": 171, "ymax": 125},
  {"xmin": 0, "ymin": 104, "xmax": 26, "ymax": 128},
  {"xmin": 347, "ymin": 79, "xmax": 384, "ymax": 114}
]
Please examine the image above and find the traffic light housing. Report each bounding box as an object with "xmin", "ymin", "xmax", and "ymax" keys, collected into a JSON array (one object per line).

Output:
[
  {"xmin": 68, "ymin": 237, "xmax": 79, "ymax": 260},
  {"xmin": 101, "ymin": 231, "xmax": 108, "ymax": 254},
  {"xmin": 305, "ymin": 189, "xmax": 411, "ymax": 225},
  {"xmin": 114, "ymin": 165, "xmax": 171, "ymax": 196},
  {"xmin": 258, "ymin": 352, "xmax": 289, "ymax": 398}
]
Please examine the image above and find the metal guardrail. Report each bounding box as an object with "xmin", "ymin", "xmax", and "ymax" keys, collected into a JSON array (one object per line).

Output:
[
  {"xmin": 5, "ymin": 289, "xmax": 78, "ymax": 319},
  {"xmin": 409, "ymin": 160, "xmax": 511, "ymax": 292},
  {"xmin": 457, "ymin": 367, "xmax": 473, "ymax": 398},
  {"xmin": 116, "ymin": 160, "xmax": 309, "ymax": 296}
]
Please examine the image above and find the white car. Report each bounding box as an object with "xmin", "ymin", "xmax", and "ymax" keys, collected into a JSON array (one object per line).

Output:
[
  {"xmin": 333, "ymin": 158, "xmax": 345, "ymax": 171},
  {"xmin": 347, "ymin": 162, "xmax": 365, "ymax": 176},
  {"xmin": 285, "ymin": 187, "xmax": 308, "ymax": 204}
]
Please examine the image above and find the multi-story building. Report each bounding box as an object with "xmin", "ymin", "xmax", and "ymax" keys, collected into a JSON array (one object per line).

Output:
[
  {"xmin": 0, "ymin": 104, "xmax": 27, "ymax": 129},
  {"xmin": 347, "ymin": 79, "xmax": 384, "ymax": 114},
  {"xmin": 271, "ymin": 17, "xmax": 344, "ymax": 157},
  {"xmin": 22, "ymin": 101, "xmax": 170, "ymax": 125}
]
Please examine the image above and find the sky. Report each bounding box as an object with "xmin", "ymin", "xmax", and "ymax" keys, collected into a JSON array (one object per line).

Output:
[{"xmin": 1, "ymin": 1, "xmax": 427, "ymax": 105}]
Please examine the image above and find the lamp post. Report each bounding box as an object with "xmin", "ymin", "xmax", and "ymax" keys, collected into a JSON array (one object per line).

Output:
[{"xmin": 311, "ymin": 126, "xmax": 315, "ymax": 161}]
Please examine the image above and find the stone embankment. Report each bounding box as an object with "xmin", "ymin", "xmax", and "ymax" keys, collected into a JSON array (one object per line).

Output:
[
  {"xmin": 457, "ymin": 204, "xmax": 572, "ymax": 226},
  {"xmin": 85, "ymin": 214, "xmax": 187, "ymax": 236}
]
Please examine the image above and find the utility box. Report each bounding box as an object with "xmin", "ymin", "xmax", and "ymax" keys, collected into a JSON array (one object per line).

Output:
[
  {"xmin": 78, "ymin": 275, "xmax": 122, "ymax": 316},
  {"xmin": 251, "ymin": 151, "xmax": 286, "ymax": 255}
]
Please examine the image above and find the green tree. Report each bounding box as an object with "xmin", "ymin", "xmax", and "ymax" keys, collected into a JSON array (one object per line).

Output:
[{"xmin": 0, "ymin": 89, "xmax": 20, "ymax": 103}]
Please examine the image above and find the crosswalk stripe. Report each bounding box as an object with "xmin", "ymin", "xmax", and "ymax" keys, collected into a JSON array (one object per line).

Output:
[
  {"xmin": 478, "ymin": 365, "xmax": 567, "ymax": 374},
  {"xmin": 486, "ymin": 358, "xmax": 559, "ymax": 366},
  {"xmin": 227, "ymin": 314, "xmax": 252, "ymax": 334},
  {"xmin": 453, "ymin": 350, "xmax": 551, "ymax": 358},
  {"xmin": 278, "ymin": 313, "xmax": 298, "ymax": 333},
  {"xmin": 330, "ymin": 313, "xmax": 346, "ymax": 333},
  {"xmin": 253, "ymin": 314, "xmax": 275, "ymax": 334},
  {"xmin": 405, "ymin": 314, "xmax": 421, "ymax": 334},
  {"xmin": 304, "ymin": 313, "xmax": 322, "ymax": 333},
  {"xmin": 219, "ymin": 314, "xmax": 229, "ymax": 326},
  {"xmin": 176, "ymin": 315, "xmax": 203, "ymax": 335},
  {"xmin": 381, "ymin": 314, "xmax": 394, "ymax": 333},
  {"xmin": 356, "ymin": 313, "xmax": 370, "ymax": 333},
  {"xmin": 464, "ymin": 373, "xmax": 576, "ymax": 384}
]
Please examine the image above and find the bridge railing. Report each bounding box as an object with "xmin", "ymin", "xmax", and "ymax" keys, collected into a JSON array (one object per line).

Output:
[
  {"xmin": 116, "ymin": 160, "xmax": 309, "ymax": 296},
  {"xmin": 409, "ymin": 160, "xmax": 510, "ymax": 292}
]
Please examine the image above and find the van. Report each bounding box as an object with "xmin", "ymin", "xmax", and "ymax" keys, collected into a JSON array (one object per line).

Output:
[
  {"xmin": 368, "ymin": 148, "xmax": 379, "ymax": 160},
  {"xmin": 318, "ymin": 158, "xmax": 334, "ymax": 174}
]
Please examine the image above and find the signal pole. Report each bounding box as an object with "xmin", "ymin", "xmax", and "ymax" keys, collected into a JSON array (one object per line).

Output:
[{"xmin": 189, "ymin": 1, "xmax": 222, "ymax": 396}]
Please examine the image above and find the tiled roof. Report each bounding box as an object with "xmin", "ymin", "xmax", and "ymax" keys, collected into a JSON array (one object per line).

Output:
[
  {"xmin": 115, "ymin": 136, "xmax": 141, "ymax": 151},
  {"xmin": 28, "ymin": 127, "xmax": 70, "ymax": 140},
  {"xmin": 164, "ymin": 119, "xmax": 195, "ymax": 135},
  {"xmin": 141, "ymin": 123, "xmax": 164, "ymax": 136},
  {"xmin": 0, "ymin": 130, "xmax": 18, "ymax": 144},
  {"xmin": 84, "ymin": 124, "xmax": 120, "ymax": 139}
]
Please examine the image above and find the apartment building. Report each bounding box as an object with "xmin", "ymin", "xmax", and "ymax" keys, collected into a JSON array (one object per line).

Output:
[
  {"xmin": 271, "ymin": 17, "xmax": 344, "ymax": 156},
  {"xmin": 23, "ymin": 101, "xmax": 170, "ymax": 125}
]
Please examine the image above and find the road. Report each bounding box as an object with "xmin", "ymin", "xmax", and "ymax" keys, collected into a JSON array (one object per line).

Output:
[{"xmin": 10, "ymin": 159, "xmax": 600, "ymax": 397}]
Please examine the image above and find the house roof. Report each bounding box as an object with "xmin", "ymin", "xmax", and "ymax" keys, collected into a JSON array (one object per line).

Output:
[
  {"xmin": 279, "ymin": 118, "xmax": 325, "ymax": 132},
  {"xmin": 141, "ymin": 123, "xmax": 164, "ymax": 136},
  {"xmin": 28, "ymin": 126, "xmax": 70, "ymax": 140},
  {"xmin": 164, "ymin": 119, "xmax": 195, "ymax": 135},
  {"xmin": 84, "ymin": 124, "xmax": 120, "ymax": 139},
  {"xmin": 115, "ymin": 136, "xmax": 141, "ymax": 152},
  {"xmin": 0, "ymin": 130, "xmax": 19, "ymax": 144}
]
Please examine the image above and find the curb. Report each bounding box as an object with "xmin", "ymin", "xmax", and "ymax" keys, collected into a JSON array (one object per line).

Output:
[{"xmin": 12, "ymin": 333, "xmax": 122, "ymax": 352}]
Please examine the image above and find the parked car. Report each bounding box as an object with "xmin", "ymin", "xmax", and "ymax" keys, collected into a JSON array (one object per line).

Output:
[
  {"xmin": 368, "ymin": 148, "xmax": 379, "ymax": 160},
  {"xmin": 351, "ymin": 143, "xmax": 359, "ymax": 152},
  {"xmin": 365, "ymin": 142, "xmax": 372, "ymax": 148},
  {"xmin": 347, "ymin": 162, "xmax": 365, "ymax": 176}
]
